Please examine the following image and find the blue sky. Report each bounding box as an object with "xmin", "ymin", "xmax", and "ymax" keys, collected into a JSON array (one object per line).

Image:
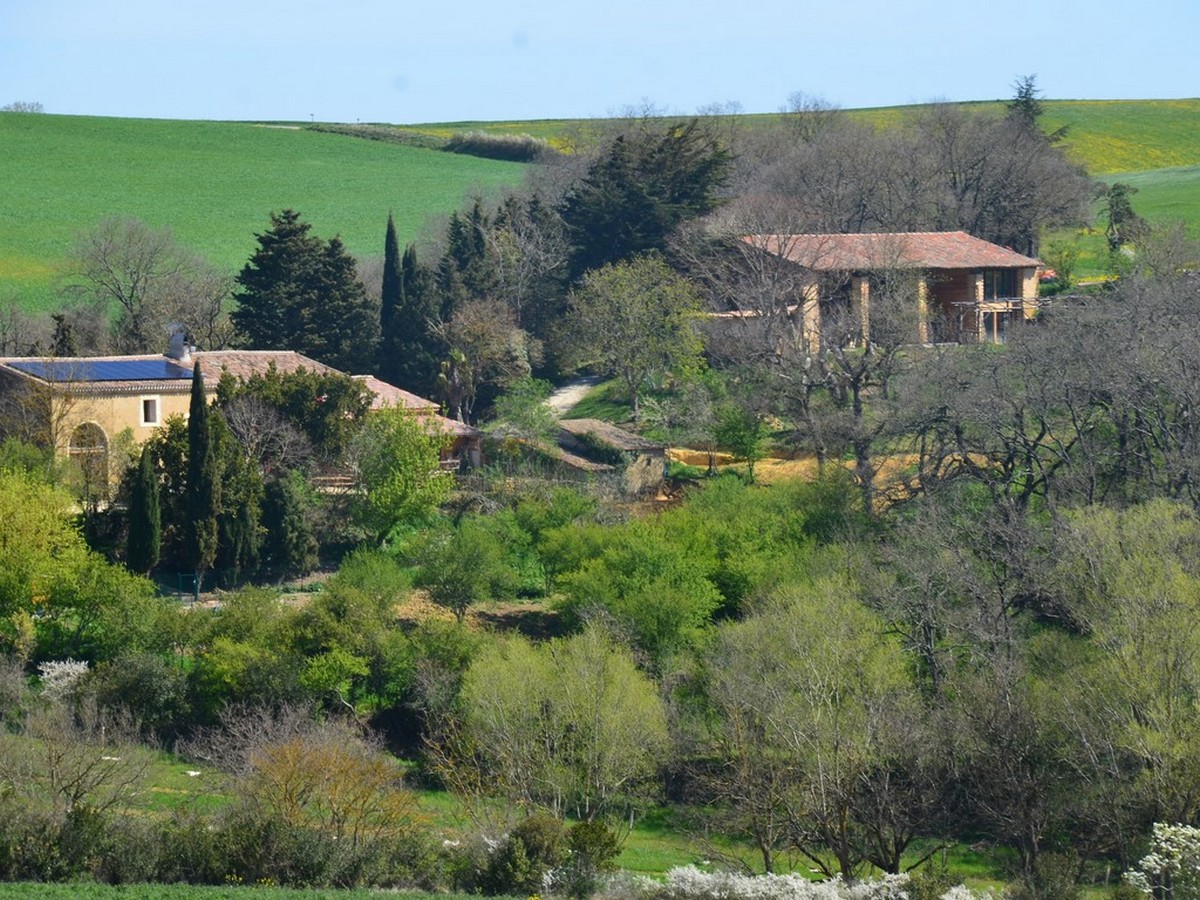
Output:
[{"xmin": 1, "ymin": 0, "xmax": 1196, "ymax": 123}]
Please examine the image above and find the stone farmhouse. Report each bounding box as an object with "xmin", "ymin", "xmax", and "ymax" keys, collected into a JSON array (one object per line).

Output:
[
  {"xmin": 0, "ymin": 336, "xmax": 479, "ymax": 492},
  {"xmin": 739, "ymin": 231, "xmax": 1043, "ymax": 347}
]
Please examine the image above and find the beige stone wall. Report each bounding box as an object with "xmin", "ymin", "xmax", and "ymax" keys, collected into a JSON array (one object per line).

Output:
[
  {"xmin": 51, "ymin": 389, "xmax": 192, "ymax": 454},
  {"xmin": 1020, "ymin": 267, "xmax": 1040, "ymax": 320}
]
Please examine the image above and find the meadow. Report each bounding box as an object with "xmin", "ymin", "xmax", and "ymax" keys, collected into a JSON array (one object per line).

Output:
[
  {"xmin": 0, "ymin": 114, "xmax": 526, "ymax": 311},
  {"xmin": 2, "ymin": 98, "xmax": 1197, "ymax": 311}
]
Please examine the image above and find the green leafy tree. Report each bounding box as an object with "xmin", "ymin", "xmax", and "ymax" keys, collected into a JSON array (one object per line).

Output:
[
  {"xmin": 0, "ymin": 468, "xmax": 166, "ymax": 662},
  {"xmin": 449, "ymin": 626, "xmax": 670, "ymax": 823},
  {"xmin": 557, "ymin": 519, "xmax": 723, "ymax": 669},
  {"xmin": 231, "ymin": 209, "xmax": 380, "ymax": 373},
  {"xmin": 706, "ymin": 580, "xmax": 926, "ymax": 877},
  {"xmin": 125, "ymin": 444, "xmax": 160, "ymax": 575},
  {"xmin": 186, "ymin": 364, "xmax": 220, "ymax": 580},
  {"xmin": 713, "ymin": 402, "xmax": 770, "ymax": 482},
  {"xmin": 349, "ymin": 406, "xmax": 451, "ymax": 541},
  {"xmin": 261, "ymin": 472, "xmax": 318, "ymax": 577},
  {"xmin": 216, "ymin": 363, "xmax": 373, "ymax": 466},
  {"xmin": 415, "ymin": 519, "xmax": 508, "ymax": 622},
  {"xmin": 563, "ymin": 255, "xmax": 704, "ymax": 419},
  {"xmin": 561, "ymin": 119, "xmax": 731, "ymax": 278}
]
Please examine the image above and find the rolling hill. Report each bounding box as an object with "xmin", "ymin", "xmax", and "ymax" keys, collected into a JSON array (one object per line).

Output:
[
  {"xmin": 2, "ymin": 98, "xmax": 1198, "ymax": 313},
  {"xmin": 0, "ymin": 114, "xmax": 528, "ymax": 312}
]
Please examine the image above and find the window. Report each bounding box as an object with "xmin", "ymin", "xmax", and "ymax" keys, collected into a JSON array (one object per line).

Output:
[
  {"xmin": 983, "ymin": 311, "xmax": 1010, "ymax": 344},
  {"xmin": 140, "ymin": 396, "xmax": 160, "ymax": 426},
  {"xmin": 983, "ymin": 269, "xmax": 1017, "ymax": 300}
]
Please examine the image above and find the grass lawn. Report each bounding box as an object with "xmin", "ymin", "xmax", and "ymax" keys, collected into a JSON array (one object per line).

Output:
[
  {"xmin": 0, "ymin": 114, "xmax": 527, "ymax": 312},
  {"xmin": 556, "ymin": 378, "xmax": 634, "ymax": 424}
]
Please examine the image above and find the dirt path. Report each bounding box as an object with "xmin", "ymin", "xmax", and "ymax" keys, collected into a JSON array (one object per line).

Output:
[{"xmin": 546, "ymin": 375, "xmax": 603, "ymax": 415}]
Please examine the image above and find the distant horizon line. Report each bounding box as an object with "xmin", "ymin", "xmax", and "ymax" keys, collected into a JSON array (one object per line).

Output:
[{"xmin": 5, "ymin": 95, "xmax": 1199, "ymax": 129}]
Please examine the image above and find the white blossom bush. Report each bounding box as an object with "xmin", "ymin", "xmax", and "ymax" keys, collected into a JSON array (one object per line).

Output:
[
  {"xmin": 1125, "ymin": 822, "xmax": 1200, "ymax": 898},
  {"xmin": 584, "ymin": 865, "xmax": 998, "ymax": 900},
  {"xmin": 657, "ymin": 866, "xmax": 910, "ymax": 900},
  {"xmin": 938, "ymin": 887, "xmax": 998, "ymax": 900},
  {"xmin": 36, "ymin": 658, "xmax": 89, "ymax": 701}
]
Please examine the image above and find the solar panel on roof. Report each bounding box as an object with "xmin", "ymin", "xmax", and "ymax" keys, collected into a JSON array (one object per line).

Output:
[{"xmin": 6, "ymin": 359, "xmax": 194, "ymax": 382}]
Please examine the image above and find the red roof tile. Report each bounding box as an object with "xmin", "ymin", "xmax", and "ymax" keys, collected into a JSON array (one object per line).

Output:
[
  {"xmin": 744, "ymin": 231, "xmax": 1041, "ymax": 271},
  {"xmin": 354, "ymin": 375, "xmax": 439, "ymax": 412},
  {"xmin": 187, "ymin": 350, "xmax": 340, "ymax": 382}
]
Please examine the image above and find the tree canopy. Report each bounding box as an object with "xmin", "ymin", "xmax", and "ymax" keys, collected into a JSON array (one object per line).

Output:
[
  {"xmin": 563, "ymin": 255, "xmax": 704, "ymax": 419},
  {"xmin": 561, "ymin": 119, "xmax": 732, "ymax": 279},
  {"xmin": 231, "ymin": 210, "xmax": 380, "ymax": 373}
]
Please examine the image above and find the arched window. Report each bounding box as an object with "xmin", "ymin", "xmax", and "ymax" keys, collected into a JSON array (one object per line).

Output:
[{"xmin": 69, "ymin": 422, "xmax": 109, "ymax": 500}]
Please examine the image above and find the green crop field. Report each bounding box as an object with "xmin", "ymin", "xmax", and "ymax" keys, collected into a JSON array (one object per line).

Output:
[
  {"xmin": 0, "ymin": 113, "xmax": 527, "ymax": 311},
  {"xmin": 3, "ymin": 98, "xmax": 1198, "ymax": 313}
]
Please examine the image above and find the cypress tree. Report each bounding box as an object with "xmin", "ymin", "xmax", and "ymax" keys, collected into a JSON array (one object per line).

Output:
[
  {"xmin": 380, "ymin": 212, "xmax": 401, "ymax": 338},
  {"xmin": 379, "ymin": 242, "xmax": 440, "ymax": 396},
  {"xmin": 126, "ymin": 444, "xmax": 160, "ymax": 574},
  {"xmin": 262, "ymin": 473, "xmax": 318, "ymax": 577},
  {"xmin": 213, "ymin": 414, "xmax": 262, "ymax": 584},
  {"xmin": 186, "ymin": 364, "xmax": 220, "ymax": 581}
]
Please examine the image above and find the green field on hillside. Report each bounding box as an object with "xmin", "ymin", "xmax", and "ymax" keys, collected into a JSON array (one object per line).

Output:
[
  {"xmin": 3, "ymin": 99, "xmax": 1198, "ymax": 313},
  {"xmin": 407, "ymin": 98, "xmax": 1200, "ymax": 179},
  {"xmin": 0, "ymin": 114, "xmax": 527, "ymax": 311}
]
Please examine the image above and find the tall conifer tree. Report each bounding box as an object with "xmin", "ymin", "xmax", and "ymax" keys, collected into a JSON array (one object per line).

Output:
[
  {"xmin": 379, "ymin": 241, "xmax": 440, "ymax": 395},
  {"xmin": 380, "ymin": 213, "xmax": 401, "ymax": 337},
  {"xmin": 232, "ymin": 209, "xmax": 379, "ymax": 372},
  {"xmin": 126, "ymin": 444, "xmax": 160, "ymax": 574},
  {"xmin": 186, "ymin": 364, "xmax": 220, "ymax": 580}
]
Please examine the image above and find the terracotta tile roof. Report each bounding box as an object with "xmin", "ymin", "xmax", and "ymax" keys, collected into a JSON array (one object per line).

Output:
[
  {"xmin": 744, "ymin": 231, "xmax": 1042, "ymax": 271},
  {"xmin": 354, "ymin": 375, "xmax": 439, "ymax": 412},
  {"xmin": 187, "ymin": 349, "xmax": 340, "ymax": 382},
  {"xmin": 354, "ymin": 375, "xmax": 480, "ymax": 439}
]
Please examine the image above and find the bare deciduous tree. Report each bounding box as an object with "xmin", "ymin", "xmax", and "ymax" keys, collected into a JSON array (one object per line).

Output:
[{"xmin": 65, "ymin": 217, "xmax": 235, "ymax": 353}]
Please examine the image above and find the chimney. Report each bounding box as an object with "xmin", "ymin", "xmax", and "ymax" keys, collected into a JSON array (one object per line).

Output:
[{"xmin": 166, "ymin": 325, "xmax": 191, "ymax": 363}]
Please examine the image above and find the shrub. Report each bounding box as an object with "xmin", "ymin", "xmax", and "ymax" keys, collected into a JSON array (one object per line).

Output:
[
  {"xmin": 445, "ymin": 131, "xmax": 553, "ymax": 162},
  {"xmin": 656, "ymin": 867, "xmax": 912, "ymax": 900},
  {"xmin": 553, "ymin": 819, "xmax": 622, "ymax": 899},
  {"xmin": 1125, "ymin": 822, "xmax": 1200, "ymax": 898},
  {"xmin": 480, "ymin": 815, "xmax": 568, "ymax": 895}
]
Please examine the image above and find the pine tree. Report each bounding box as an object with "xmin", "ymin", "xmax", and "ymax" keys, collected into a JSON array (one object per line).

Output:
[
  {"xmin": 231, "ymin": 209, "xmax": 321, "ymax": 349},
  {"xmin": 303, "ymin": 236, "xmax": 380, "ymax": 373},
  {"xmin": 126, "ymin": 444, "xmax": 160, "ymax": 574},
  {"xmin": 232, "ymin": 209, "xmax": 379, "ymax": 372},
  {"xmin": 186, "ymin": 364, "xmax": 220, "ymax": 580},
  {"xmin": 561, "ymin": 120, "xmax": 731, "ymax": 279}
]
